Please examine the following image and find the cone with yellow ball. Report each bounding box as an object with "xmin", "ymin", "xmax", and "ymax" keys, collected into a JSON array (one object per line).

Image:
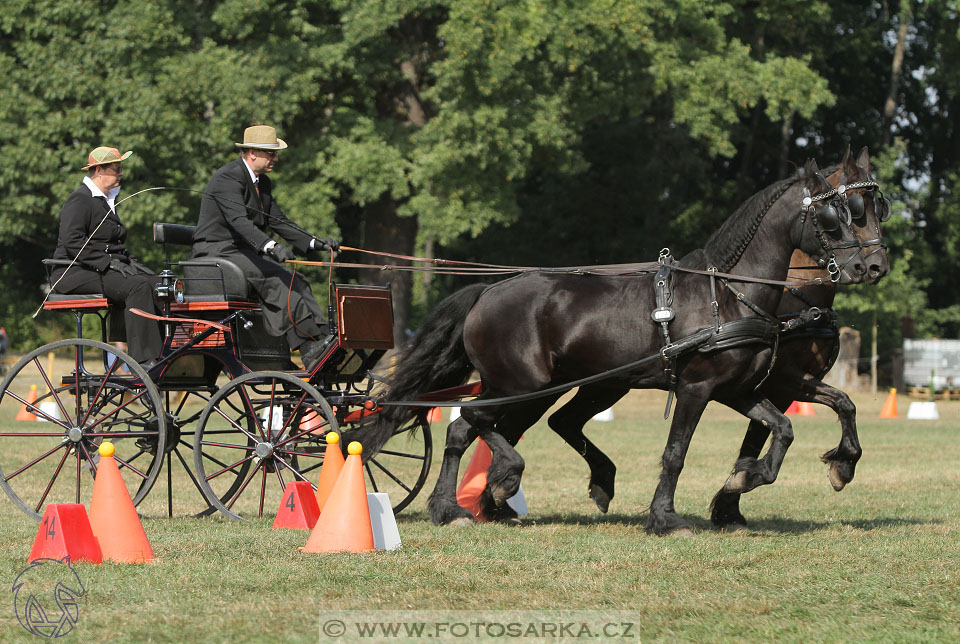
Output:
[
  {"xmin": 88, "ymin": 442, "xmax": 155, "ymax": 563},
  {"xmin": 315, "ymin": 431, "xmax": 345, "ymax": 512},
  {"xmin": 301, "ymin": 441, "xmax": 375, "ymax": 553}
]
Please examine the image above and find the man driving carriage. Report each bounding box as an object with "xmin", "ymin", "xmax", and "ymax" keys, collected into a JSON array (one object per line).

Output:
[{"xmin": 191, "ymin": 125, "xmax": 339, "ymax": 370}]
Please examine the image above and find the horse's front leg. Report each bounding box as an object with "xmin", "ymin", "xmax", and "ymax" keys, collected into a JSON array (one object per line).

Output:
[
  {"xmin": 710, "ymin": 416, "xmax": 771, "ymax": 530},
  {"xmin": 647, "ymin": 392, "xmax": 709, "ymax": 536},
  {"xmin": 427, "ymin": 416, "xmax": 480, "ymax": 525},
  {"xmin": 812, "ymin": 381, "xmax": 861, "ymax": 490},
  {"xmin": 722, "ymin": 395, "xmax": 794, "ymax": 495}
]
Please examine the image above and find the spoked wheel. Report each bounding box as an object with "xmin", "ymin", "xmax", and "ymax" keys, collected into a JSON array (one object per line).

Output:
[
  {"xmin": 0, "ymin": 339, "xmax": 166, "ymax": 520},
  {"xmin": 342, "ymin": 409, "xmax": 432, "ymax": 514},
  {"xmin": 194, "ymin": 371, "xmax": 336, "ymax": 520}
]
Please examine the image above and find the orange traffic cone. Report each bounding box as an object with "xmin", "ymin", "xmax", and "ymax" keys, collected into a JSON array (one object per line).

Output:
[
  {"xmin": 16, "ymin": 385, "xmax": 38, "ymax": 421},
  {"xmin": 796, "ymin": 401, "xmax": 816, "ymax": 416},
  {"xmin": 88, "ymin": 442, "xmax": 155, "ymax": 563},
  {"xmin": 879, "ymin": 387, "xmax": 898, "ymax": 419},
  {"xmin": 784, "ymin": 401, "xmax": 800, "ymax": 415},
  {"xmin": 457, "ymin": 438, "xmax": 493, "ymax": 520},
  {"xmin": 315, "ymin": 432, "xmax": 345, "ymax": 512},
  {"xmin": 302, "ymin": 441, "xmax": 374, "ymax": 553},
  {"xmin": 300, "ymin": 408, "xmax": 325, "ymax": 435},
  {"xmin": 427, "ymin": 407, "xmax": 442, "ymax": 423}
]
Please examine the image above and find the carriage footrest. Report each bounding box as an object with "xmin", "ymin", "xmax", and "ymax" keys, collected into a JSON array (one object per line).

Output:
[{"xmin": 43, "ymin": 294, "xmax": 110, "ymax": 310}]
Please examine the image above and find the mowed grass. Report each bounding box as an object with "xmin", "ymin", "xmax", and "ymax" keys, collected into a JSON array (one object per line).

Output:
[{"xmin": 0, "ymin": 387, "xmax": 957, "ymax": 643}]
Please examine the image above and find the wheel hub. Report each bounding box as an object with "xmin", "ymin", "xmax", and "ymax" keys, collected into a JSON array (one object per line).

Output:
[
  {"xmin": 255, "ymin": 442, "xmax": 274, "ymax": 459},
  {"xmin": 67, "ymin": 427, "xmax": 83, "ymax": 442}
]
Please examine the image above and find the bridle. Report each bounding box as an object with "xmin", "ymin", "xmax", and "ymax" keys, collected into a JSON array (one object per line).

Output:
[{"xmin": 799, "ymin": 177, "xmax": 890, "ymax": 282}]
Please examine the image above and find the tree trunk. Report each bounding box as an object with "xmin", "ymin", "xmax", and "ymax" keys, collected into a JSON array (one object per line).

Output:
[
  {"xmin": 361, "ymin": 198, "xmax": 418, "ymax": 345},
  {"xmin": 882, "ymin": 5, "xmax": 911, "ymax": 146}
]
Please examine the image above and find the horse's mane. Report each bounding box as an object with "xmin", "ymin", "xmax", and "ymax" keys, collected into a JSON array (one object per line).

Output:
[{"xmin": 702, "ymin": 176, "xmax": 798, "ymax": 272}]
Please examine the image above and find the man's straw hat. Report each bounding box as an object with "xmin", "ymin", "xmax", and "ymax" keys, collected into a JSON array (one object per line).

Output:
[
  {"xmin": 235, "ymin": 125, "xmax": 288, "ymax": 150},
  {"xmin": 82, "ymin": 146, "xmax": 133, "ymax": 170}
]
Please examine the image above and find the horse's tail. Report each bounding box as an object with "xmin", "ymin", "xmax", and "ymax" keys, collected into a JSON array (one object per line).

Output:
[{"xmin": 352, "ymin": 283, "xmax": 487, "ymax": 460}]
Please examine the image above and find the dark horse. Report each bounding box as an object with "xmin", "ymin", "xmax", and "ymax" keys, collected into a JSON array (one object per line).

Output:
[
  {"xmin": 358, "ymin": 159, "xmax": 887, "ymax": 535},
  {"xmin": 521, "ymin": 147, "xmax": 891, "ymax": 528}
]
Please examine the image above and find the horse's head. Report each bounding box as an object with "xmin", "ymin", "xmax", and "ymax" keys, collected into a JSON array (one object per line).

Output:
[
  {"xmin": 793, "ymin": 158, "xmax": 879, "ymax": 284},
  {"xmin": 832, "ymin": 145, "xmax": 891, "ymax": 284}
]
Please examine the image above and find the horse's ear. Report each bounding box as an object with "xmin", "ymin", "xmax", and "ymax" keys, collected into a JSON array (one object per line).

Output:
[
  {"xmin": 804, "ymin": 158, "xmax": 820, "ymax": 176},
  {"xmin": 856, "ymin": 146, "xmax": 871, "ymax": 170},
  {"xmin": 841, "ymin": 145, "xmax": 857, "ymax": 176},
  {"xmin": 815, "ymin": 172, "xmax": 833, "ymax": 191}
]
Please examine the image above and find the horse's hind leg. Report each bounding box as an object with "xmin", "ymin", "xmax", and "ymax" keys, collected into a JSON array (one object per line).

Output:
[
  {"xmin": 427, "ymin": 416, "xmax": 480, "ymax": 525},
  {"xmin": 547, "ymin": 385, "xmax": 626, "ymax": 513},
  {"xmin": 722, "ymin": 395, "xmax": 794, "ymax": 495},
  {"xmin": 479, "ymin": 397, "xmax": 560, "ymax": 523}
]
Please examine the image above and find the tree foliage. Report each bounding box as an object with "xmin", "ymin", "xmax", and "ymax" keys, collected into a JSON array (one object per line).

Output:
[{"xmin": 0, "ymin": 0, "xmax": 957, "ymax": 370}]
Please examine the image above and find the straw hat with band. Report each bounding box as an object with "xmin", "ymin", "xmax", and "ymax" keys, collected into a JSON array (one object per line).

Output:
[
  {"xmin": 236, "ymin": 125, "xmax": 288, "ymax": 150},
  {"xmin": 82, "ymin": 146, "xmax": 133, "ymax": 170}
]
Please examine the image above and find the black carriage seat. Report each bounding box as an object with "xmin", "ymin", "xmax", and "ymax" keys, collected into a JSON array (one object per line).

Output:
[{"xmin": 153, "ymin": 222, "xmax": 253, "ymax": 304}]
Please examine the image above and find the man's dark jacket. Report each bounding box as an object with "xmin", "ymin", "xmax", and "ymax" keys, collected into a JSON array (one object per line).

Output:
[{"xmin": 193, "ymin": 158, "xmax": 312, "ymax": 252}]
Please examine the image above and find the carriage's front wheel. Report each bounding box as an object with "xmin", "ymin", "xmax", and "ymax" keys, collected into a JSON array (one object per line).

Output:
[
  {"xmin": 193, "ymin": 371, "xmax": 336, "ymax": 520},
  {"xmin": 0, "ymin": 339, "xmax": 166, "ymax": 520}
]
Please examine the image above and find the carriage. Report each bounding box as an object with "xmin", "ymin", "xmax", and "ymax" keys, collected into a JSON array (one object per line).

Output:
[{"xmin": 0, "ymin": 222, "xmax": 441, "ymax": 521}]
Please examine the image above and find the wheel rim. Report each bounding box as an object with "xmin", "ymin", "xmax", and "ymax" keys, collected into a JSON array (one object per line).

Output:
[
  {"xmin": 0, "ymin": 339, "xmax": 166, "ymax": 520},
  {"xmin": 193, "ymin": 371, "xmax": 335, "ymax": 520}
]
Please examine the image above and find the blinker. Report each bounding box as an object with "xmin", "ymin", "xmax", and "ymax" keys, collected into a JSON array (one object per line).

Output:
[
  {"xmin": 876, "ymin": 191, "xmax": 891, "ymax": 222},
  {"xmin": 818, "ymin": 204, "xmax": 841, "ymax": 231},
  {"xmin": 848, "ymin": 193, "xmax": 865, "ymax": 219}
]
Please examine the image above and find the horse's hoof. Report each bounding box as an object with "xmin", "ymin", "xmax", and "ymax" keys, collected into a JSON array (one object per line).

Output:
[
  {"xmin": 448, "ymin": 517, "xmax": 476, "ymax": 527},
  {"xmin": 723, "ymin": 471, "xmax": 748, "ymax": 493},
  {"xmin": 719, "ymin": 521, "xmax": 748, "ymax": 533},
  {"xmin": 827, "ymin": 464, "xmax": 846, "ymax": 492},
  {"xmin": 589, "ymin": 484, "xmax": 611, "ymax": 513}
]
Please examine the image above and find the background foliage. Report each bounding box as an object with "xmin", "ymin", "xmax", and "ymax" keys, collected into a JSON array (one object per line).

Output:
[{"xmin": 1, "ymin": 0, "xmax": 956, "ymax": 381}]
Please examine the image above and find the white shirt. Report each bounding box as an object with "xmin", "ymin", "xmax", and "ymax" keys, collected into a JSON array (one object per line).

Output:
[{"xmin": 82, "ymin": 176, "xmax": 120, "ymax": 213}]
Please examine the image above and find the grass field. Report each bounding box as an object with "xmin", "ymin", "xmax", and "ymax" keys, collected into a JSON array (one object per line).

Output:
[{"xmin": 0, "ymin": 386, "xmax": 957, "ymax": 643}]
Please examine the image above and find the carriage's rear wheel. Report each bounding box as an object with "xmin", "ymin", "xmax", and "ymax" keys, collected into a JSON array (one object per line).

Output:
[
  {"xmin": 0, "ymin": 339, "xmax": 166, "ymax": 520},
  {"xmin": 341, "ymin": 409, "xmax": 432, "ymax": 514},
  {"xmin": 193, "ymin": 371, "xmax": 335, "ymax": 520}
]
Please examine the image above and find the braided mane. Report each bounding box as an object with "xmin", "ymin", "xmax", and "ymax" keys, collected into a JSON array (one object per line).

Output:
[{"xmin": 703, "ymin": 174, "xmax": 802, "ymax": 272}]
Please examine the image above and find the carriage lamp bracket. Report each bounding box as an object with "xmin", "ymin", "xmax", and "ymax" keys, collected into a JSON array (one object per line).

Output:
[{"xmin": 154, "ymin": 269, "xmax": 184, "ymax": 304}]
